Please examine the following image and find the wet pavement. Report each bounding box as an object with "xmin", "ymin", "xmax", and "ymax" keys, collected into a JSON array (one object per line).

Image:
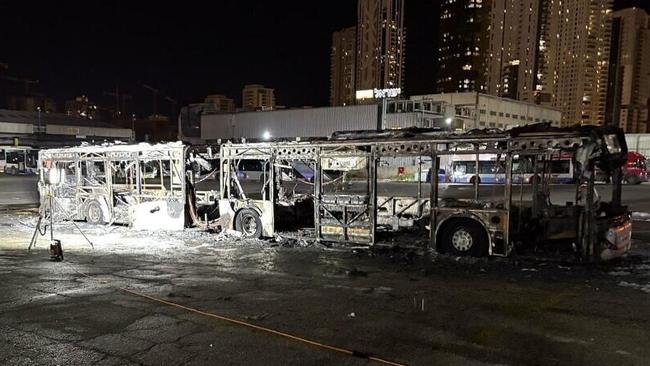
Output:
[{"xmin": 1, "ymin": 212, "xmax": 650, "ymax": 365}]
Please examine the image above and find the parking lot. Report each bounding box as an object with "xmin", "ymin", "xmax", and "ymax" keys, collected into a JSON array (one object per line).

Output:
[{"xmin": 1, "ymin": 203, "xmax": 650, "ymax": 365}]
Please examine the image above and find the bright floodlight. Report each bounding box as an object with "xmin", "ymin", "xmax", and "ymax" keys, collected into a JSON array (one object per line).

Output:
[
  {"xmin": 445, "ymin": 118, "xmax": 453, "ymax": 125},
  {"xmin": 263, "ymin": 131, "xmax": 271, "ymax": 140},
  {"xmin": 49, "ymin": 168, "xmax": 61, "ymax": 185}
]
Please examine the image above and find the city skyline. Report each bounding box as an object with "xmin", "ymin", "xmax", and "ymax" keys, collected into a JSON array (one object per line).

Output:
[{"xmin": 1, "ymin": 0, "xmax": 648, "ymax": 117}]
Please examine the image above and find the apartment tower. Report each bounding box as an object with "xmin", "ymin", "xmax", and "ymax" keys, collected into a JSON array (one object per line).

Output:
[
  {"xmin": 242, "ymin": 84, "xmax": 275, "ymax": 111},
  {"xmin": 486, "ymin": 0, "xmax": 542, "ymax": 102},
  {"xmin": 356, "ymin": 0, "xmax": 406, "ymax": 92},
  {"xmin": 536, "ymin": 0, "xmax": 613, "ymax": 126},
  {"xmin": 330, "ymin": 26, "xmax": 357, "ymax": 106},
  {"xmin": 436, "ymin": 0, "xmax": 491, "ymax": 93},
  {"xmin": 606, "ymin": 8, "xmax": 650, "ymax": 133}
]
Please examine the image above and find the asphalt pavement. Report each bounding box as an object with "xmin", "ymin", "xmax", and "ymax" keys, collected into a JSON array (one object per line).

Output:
[
  {"xmin": 2, "ymin": 175, "xmax": 650, "ymax": 365},
  {"xmin": 0, "ymin": 215, "xmax": 649, "ymax": 366},
  {"xmin": 0, "ymin": 174, "xmax": 39, "ymax": 207}
]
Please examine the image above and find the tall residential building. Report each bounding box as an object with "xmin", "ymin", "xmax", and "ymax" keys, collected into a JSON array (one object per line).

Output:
[
  {"xmin": 436, "ymin": 0, "xmax": 491, "ymax": 93},
  {"xmin": 486, "ymin": 0, "xmax": 542, "ymax": 102},
  {"xmin": 536, "ymin": 0, "xmax": 613, "ymax": 126},
  {"xmin": 242, "ymin": 84, "xmax": 275, "ymax": 110},
  {"xmin": 330, "ymin": 26, "xmax": 357, "ymax": 106},
  {"xmin": 204, "ymin": 94, "xmax": 235, "ymax": 113},
  {"xmin": 437, "ymin": 0, "xmax": 541, "ymax": 99},
  {"xmin": 606, "ymin": 8, "xmax": 650, "ymax": 133},
  {"xmin": 356, "ymin": 0, "xmax": 405, "ymax": 92}
]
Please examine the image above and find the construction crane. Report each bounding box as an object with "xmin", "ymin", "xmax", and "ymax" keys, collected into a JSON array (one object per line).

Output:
[
  {"xmin": 0, "ymin": 75, "xmax": 39, "ymax": 95},
  {"xmin": 104, "ymin": 84, "xmax": 133, "ymax": 116},
  {"xmin": 141, "ymin": 84, "xmax": 161, "ymax": 116},
  {"xmin": 164, "ymin": 95, "xmax": 178, "ymax": 118},
  {"xmin": 142, "ymin": 84, "xmax": 177, "ymax": 119}
]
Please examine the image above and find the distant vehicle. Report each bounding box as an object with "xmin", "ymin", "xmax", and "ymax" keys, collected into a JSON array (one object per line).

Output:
[
  {"xmin": 448, "ymin": 153, "xmax": 575, "ymax": 185},
  {"xmin": 449, "ymin": 154, "xmax": 505, "ymax": 184},
  {"xmin": 596, "ymin": 151, "xmax": 648, "ymax": 184},
  {"xmin": 622, "ymin": 151, "xmax": 647, "ymax": 184},
  {"xmin": 0, "ymin": 146, "xmax": 38, "ymax": 175},
  {"xmin": 598, "ymin": 151, "xmax": 647, "ymax": 184},
  {"xmin": 426, "ymin": 168, "xmax": 447, "ymax": 183},
  {"xmin": 512, "ymin": 153, "xmax": 575, "ymax": 185}
]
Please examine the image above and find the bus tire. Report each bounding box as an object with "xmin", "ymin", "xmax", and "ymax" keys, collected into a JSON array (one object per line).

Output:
[
  {"xmin": 625, "ymin": 175, "xmax": 641, "ymax": 185},
  {"xmin": 440, "ymin": 219, "xmax": 488, "ymax": 257},
  {"xmin": 469, "ymin": 175, "xmax": 480, "ymax": 184},
  {"xmin": 235, "ymin": 208, "xmax": 263, "ymax": 239},
  {"xmin": 7, "ymin": 166, "xmax": 17, "ymax": 175},
  {"xmin": 86, "ymin": 201, "xmax": 105, "ymax": 225}
]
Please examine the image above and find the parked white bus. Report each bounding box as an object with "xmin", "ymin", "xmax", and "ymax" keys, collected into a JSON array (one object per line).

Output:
[
  {"xmin": 0, "ymin": 146, "xmax": 38, "ymax": 175},
  {"xmin": 448, "ymin": 153, "xmax": 574, "ymax": 184}
]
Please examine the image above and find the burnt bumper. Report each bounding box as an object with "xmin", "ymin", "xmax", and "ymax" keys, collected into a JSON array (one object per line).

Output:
[{"xmin": 598, "ymin": 214, "xmax": 632, "ymax": 261}]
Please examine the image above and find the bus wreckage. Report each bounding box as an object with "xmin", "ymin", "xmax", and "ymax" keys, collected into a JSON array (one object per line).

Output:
[{"xmin": 38, "ymin": 124, "xmax": 632, "ymax": 261}]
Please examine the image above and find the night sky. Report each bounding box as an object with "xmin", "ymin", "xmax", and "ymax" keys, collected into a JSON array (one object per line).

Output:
[{"xmin": 1, "ymin": 0, "xmax": 648, "ymax": 117}]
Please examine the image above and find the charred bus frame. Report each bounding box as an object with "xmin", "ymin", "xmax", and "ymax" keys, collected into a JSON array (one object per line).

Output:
[
  {"xmin": 37, "ymin": 142, "xmax": 187, "ymax": 231},
  {"xmin": 217, "ymin": 125, "xmax": 632, "ymax": 261},
  {"xmin": 37, "ymin": 124, "xmax": 632, "ymax": 261}
]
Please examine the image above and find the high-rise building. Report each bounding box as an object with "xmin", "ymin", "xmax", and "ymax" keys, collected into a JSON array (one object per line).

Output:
[
  {"xmin": 606, "ymin": 8, "xmax": 650, "ymax": 133},
  {"xmin": 437, "ymin": 0, "xmax": 541, "ymax": 99},
  {"xmin": 204, "ymin": 94, "xmax": 235, "ymax": 113},
  {"xmin": 356, "ymin": 0, "xmax": 405, "ymax": 92},
  {"xmin": 436, "ymin": 0, "xmax": 491, "ymax": 94},
  {"xmin": 536, "ymin": 0, "xmax": 613, "ymax": 126},
  {"xmin": 242, "ymin": 84, "xmax": 275, "ymax": 110},
  {"xmin": 486, "ymin": 0, "xmax": 542, "ymax": 102},
  {"xmin": 330, "ymin": 26, "xmax": 357, "ymax": 106}
]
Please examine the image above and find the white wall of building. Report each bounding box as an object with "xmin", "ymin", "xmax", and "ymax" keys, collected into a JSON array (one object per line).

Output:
[{"xmin": 411, "ymin": 93, "xmax": 562, "ymax": 130}]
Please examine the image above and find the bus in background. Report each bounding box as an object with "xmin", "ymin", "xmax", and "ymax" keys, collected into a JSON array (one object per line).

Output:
[
  {"xmin": 512, "ymin": 153, "xmax": 575, "ymax": 184},
  {"xmin": 449, "ymin": 153, "xmax": 575, "ymax": 184},
  {"xmin": 449, "ymin": 154, "xmax": 505, "ymax": 184},
  {"xmin": 0, "ymin": 146, "xmax": 38, "ymax": 175}
]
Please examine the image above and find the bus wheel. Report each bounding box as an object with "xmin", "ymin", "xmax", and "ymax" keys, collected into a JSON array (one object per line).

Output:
[
  {"xmin": 235, "ymin": 208, "xmax": 263, "ymax": 239},
  {"xmin": 7, "ymin": 166, "xmax": 17, "ymax": 175},
  {"xmin": 86, "ymin": 201, "xmax": 105, "ymax": 225},
  {"xmin": 441, "ymin": 219, "xmax": 488, "ymax": 257},
  {"xmin": 625, "ymin": 175, "xmax": 640, "ymax": 185},
  {"xmin": 469, "ymin": 175, "xmax": 480, "ymax": 184}
]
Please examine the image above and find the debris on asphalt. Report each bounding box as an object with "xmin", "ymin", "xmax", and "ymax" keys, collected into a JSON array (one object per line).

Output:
[
  {"xmin": 245, "ymin": 313, "xmax": 270, "ymax": 321},
  {"xmin": 608, "ymin": 271, "xmax": 631, "ymax": 276},
  {"xmin": 215, "ymin": 229, "xmax": 244, "ymax": 241},
  {"xmin": 618, "ymin": 281, "xmax": 650, "ymax": 294},
  {"xmin": 346, "ymin": 268, "xmax": 368, "ymax": 277}
]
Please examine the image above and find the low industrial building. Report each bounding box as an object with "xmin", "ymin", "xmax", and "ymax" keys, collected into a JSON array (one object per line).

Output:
[
  {"xmin": 194, "ymin": 93, "xmax": 563, "ymax": 142},
  {"xmin": 411, "ymin": 93, "xmax": 563, "ymax": 130},
  {"xmin": 0, "ymin": 109, "xmax": 133, "ymax": 147}
]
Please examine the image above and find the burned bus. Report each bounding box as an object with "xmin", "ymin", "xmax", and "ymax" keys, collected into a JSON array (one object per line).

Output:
[
  {"xmin": 215, "ymin": 124, "xmax": 632, "ymax": 261},
  {"xmin": 37, "ymin": 142, "xmax": 189, "ymax": 231},
  {"xmin": 37, "ymin": 124, "xmax": 632, "ymax": 261}
]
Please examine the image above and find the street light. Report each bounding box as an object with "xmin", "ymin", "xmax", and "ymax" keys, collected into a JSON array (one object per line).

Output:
[
  {"xmin": 262, "ymin": 131, "xmax": 271, "ymax": 140},
  {"xmin": 37, "ymin": 106, "xmax": 41, "ymax": 135},
  {"xmin": 445, "ymin": 117, "xmax": 453, "ymax": 125}
]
